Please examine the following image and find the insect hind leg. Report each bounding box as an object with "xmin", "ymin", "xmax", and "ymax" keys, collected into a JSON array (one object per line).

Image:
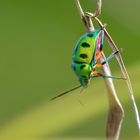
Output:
[
  {"xmin": 91, "ymin": 70, "xmax": 126, "ymax": 80},
  {"xmin": 102, "ymin": 50, "xmax": 119, "ymax": 65}
]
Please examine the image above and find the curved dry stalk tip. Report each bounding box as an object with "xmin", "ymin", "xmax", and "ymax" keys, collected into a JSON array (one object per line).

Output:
[
  {"xmin": 75, "ymin": 0, "xmax": 85, "ymax": 19},
  {"xmin": 95, "ymin": 17, "xmax": 140, "ymax": 134},
  {"xmin": 94, "ymin": 0, "xmax": 102, "ymax": 17}
]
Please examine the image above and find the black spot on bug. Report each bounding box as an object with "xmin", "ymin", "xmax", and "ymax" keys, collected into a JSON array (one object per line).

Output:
[
  {"xmin": 81, "ymin": 42, "xmax": 90, "ymax": 48},
  {"xmin": 74, "ymin": 61, "xmax": 84, "ymax": 64},
  {"xmin": 87, "ymin": 33, "xmax": 94, "ymax": 37},
  {"xmin": 80, "ymin": 54, "xmax": 88, "ymax": 59},
  {"xmin": 80, "ymin": 64, "xmax": 86, "ymax": 69},
  {"xmin": 82, "ymin": 75, "xmax": 87, "ymax": 79}
]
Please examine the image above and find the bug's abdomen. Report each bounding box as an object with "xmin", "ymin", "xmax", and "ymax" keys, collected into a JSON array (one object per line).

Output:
[{"xmin": 72, "ymin": 30, "xmax": 104, "ymax": 65}]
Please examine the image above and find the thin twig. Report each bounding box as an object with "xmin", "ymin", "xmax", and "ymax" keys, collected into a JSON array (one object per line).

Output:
[
  {"xmin": 95, "ymin": 16, "xmax": 140, "ymax": 134},
  {"xmin": 75, "ymin": 0, "xmax": 125, "ymax": 139},
  {"xmin": 101, "ymin": 53, "xmax": 124, "ymax": 140}
]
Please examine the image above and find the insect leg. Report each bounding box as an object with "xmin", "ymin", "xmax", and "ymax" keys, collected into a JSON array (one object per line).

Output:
[
  {"xmin": 91, "ymin": 71, "xmax": 125, "ymax": 80},
  {"xmin": 94, "ymin": 51, "xmax": 119, "ymax": 68},
  {"xmin": 101, "ymin": 51, "xmax": 119, "ymax": 65}
]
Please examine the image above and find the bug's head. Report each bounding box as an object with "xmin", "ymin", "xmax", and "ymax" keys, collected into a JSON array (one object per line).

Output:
[
  {"xmin": 79, "ymin": 77, "xmax": 89, "ymax": 87},
  {"xmin": 72, "ymin": 62, "xmax": 92, "ymax": 87}
]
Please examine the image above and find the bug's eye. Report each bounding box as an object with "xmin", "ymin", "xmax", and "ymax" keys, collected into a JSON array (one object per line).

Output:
[{"xmin": 79, "ymin": 78, "xmax": 88, "ymax": 87}]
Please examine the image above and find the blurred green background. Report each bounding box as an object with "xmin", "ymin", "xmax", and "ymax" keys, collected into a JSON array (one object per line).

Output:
[{"xmin": 0, "ymin": 0, "xmax": 140, "ymax": 140}]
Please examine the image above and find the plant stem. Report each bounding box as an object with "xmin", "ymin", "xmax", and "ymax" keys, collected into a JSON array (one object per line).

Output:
[{"xmin": 101, "ymin": 53, "xmax": 124, "ymax": 140}]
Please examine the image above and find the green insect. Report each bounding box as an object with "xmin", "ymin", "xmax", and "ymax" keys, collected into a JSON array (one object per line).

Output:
[
  {"xmin": 51, "ymin": 0, "xmax": 140, "ymax": 132},
  {"xmin": 51, "ymin": 0, "xmax": 123, "ymax": 100},
  {"xmin": 72, "ymin": 29, "xmax": 121, "ymax": 88},
  {"xmin": 51, "ymin": 29, "xmax": 121, "ymax": 100}
]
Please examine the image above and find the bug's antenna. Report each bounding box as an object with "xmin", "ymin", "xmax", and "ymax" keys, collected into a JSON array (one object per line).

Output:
[{"xmin": 50, "ymin": 85, "xmax": 82, "ymax": 101}]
